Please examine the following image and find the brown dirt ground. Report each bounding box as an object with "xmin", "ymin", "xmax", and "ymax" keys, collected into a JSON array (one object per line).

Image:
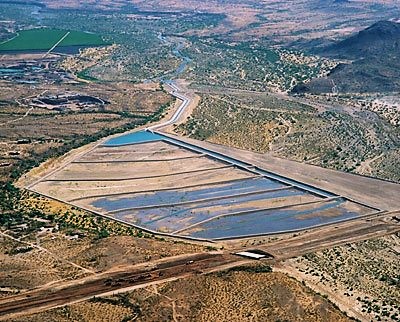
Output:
[
  {"xmin": 7, "ymin": 270, "xmax": 352, "ymax": 322},
  {"xmin": 0, "ymin": 229, "xmax": 205, "ymax": 295}
]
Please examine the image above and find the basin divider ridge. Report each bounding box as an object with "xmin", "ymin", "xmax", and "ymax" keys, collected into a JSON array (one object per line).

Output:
[
  {"xmin": 27, "ymin": 136, "xmax": 109, "ymax": 190},
  {"xmin": 156, "ymin": 134, "xmax": 337, "ymax": 199},
  {"xmin": 28, "ymin": 186, "xmax": 387, "ymax": 242},
  {"xmin": 42, "ymin": 165, "xmax": 233, "ymax": 182},
  {"xmin": 212, "ymin": 209, "xmax": 388, "ymax": 241},
  {"xmin": 27, "ymin": 188, "xmax": 215, "ymax": 243},
  {"xmin": 67, "ymin": 175, "xmax": 264, "ymax": 202},
  {"xmin": 172, "ymin": 196, "xmax": 344, "ymax": 235},
  {"xmin": 106, "ymin": 186, "xmax": 295, "ymax": 214},
  {"xmin": 71, "ymin": 154, "xmax": 206, "ymax": 164}
]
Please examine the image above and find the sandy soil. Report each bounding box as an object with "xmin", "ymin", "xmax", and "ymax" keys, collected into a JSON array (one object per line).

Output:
[
  {"xmin": 2, "ymin": 270, "xmax": 353, "ymax": 321},
  {"xmin": 278, "ymin": 233, "xmax": 400, "ymax": 321},
  {"xmin": 49, "ymin": 157, "xmax": 222, "ymax": 181}
]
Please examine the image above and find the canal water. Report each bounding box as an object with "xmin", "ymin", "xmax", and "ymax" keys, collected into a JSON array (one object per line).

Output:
[{"xmin": 103, "ymin": 130, "xmax": 164, "ymax": 146}]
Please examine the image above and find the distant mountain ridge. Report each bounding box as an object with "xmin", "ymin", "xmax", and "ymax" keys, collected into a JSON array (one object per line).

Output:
[
  {"xmin": 322, "ymin": 20, "xmax": 400, "ymax": 59},
  {"xmin": 292, "ymin": 20, "xmax": 400, "ymax": 94}
]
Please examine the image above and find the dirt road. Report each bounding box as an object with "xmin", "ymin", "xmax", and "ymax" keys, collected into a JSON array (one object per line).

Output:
[
  {"xmin": 1, "ymin": 212, "xmax": 398, "ymax": 320},
  {"xmin": 0, "ymin": 252, "xmax": 246, "ymax": 320},
  {"xmin": 261, "ymin": 212, "xmax": 400, "ymax": 260}
]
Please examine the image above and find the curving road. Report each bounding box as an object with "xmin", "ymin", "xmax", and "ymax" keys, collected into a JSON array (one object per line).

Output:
[{"xmin": 147, "ymin": 81, "xmax": 192, "ymax": 131}]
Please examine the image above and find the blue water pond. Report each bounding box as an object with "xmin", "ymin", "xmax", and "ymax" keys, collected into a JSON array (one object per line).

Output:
[{"xmin": 103, "ymin": 131, "xmax": 164, "ymax": 146}]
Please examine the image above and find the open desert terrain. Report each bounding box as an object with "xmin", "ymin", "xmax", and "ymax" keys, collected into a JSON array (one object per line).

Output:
[{"xmin": 1, "ymin": 1, "xmax": 400, "ymax": 321}]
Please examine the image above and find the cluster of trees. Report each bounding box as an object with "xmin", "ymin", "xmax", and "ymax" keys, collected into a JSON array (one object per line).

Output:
[{"xmin": 0, "ymin": 182, "xmax": 22, "ymax": 226}]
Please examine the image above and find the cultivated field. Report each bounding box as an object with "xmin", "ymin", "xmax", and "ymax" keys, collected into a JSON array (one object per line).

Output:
[
  {"xmin": 39, "ymin": 0, "xmax": 400, "ymax": 47},
  {"xmin": 0, "ymin": 28, "xmax": 106, "ymax": 52}
]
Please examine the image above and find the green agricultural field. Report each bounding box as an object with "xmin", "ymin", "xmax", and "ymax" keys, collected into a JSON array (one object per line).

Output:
[{"xmin": 0, "ymin": 28, "xmax": 106, "ymax": 52}]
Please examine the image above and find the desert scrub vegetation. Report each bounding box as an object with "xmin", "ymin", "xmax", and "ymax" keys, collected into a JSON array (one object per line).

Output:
[
  {"xmin": 40, "ymin": 11, "xmax": 178, "ymax": 82},
  {"xmin": 181, "ymin": 37, "xmax": 336, "ymax": 92},
  {"xmin": 218, "ymin": 263, "xmax": 273, "ymax": 275},
  {"xmin": 1, "ymin": 185, "xmax": 205, "ymax": 278},
  {"xmin": 119, "ymin": 270, "xmax": 352, "ymax": 322},
  {"xmin": 0, "ymin": 90, "xmax": 173, "ymax": 183},
  {"xmin": 369, "ymin": 149, "xmax": 400, "ymax": 183},
  {"xmin": 273, "ymin": 109, "xmax": 400, "ymax": 179},
  {"xmin": 177, "ymin": 93, "xmax": 311, "ymax": 152},
  {"xmin": 0, "ymin": 184, "xmax": 142, "ymax": 239},
  {"xmin": 14, "ymin": 270, "xmax": 352, "ymax": 322},
  {"xmin": 89, "ymin": 294, "xmax": 141, "ymax": 321},
  {"xmin": 179, "ymin": 92, "xmax": 400, "ymax": 182},
  {"xmin": 7, "ymin": 295, "xmax": 138, "ymax": 322},
  {"xmin": 37, "ymin": 10, "xmax": 224, "ymax": 83},
  {"xmin": 292, "ymin": 234, "xmax": 400, "ymax": 322}
]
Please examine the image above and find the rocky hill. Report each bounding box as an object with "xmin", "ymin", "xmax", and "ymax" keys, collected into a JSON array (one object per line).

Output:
[
  {"xmin": 323, "ymin": 20, "xmax": 400, "ymax": 59},
  {"xmin": 293, "ymin": 21, "xmax": 400, "ymax": 93}
]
